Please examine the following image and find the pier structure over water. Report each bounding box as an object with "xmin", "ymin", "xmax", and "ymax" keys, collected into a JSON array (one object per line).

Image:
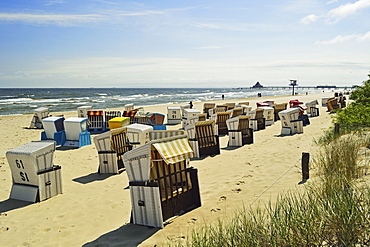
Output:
[{"xmin": 238, "ymin": 85, "xmax": 355, "ymax": 90}]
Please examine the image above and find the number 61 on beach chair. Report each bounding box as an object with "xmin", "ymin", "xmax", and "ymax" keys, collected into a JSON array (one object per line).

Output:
[{"xmin": 6, "ymin": 141, "xmax": 62, "ymax": 202}]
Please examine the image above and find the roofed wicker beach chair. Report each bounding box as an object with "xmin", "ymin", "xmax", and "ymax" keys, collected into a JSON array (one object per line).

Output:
[
  {"xmin": 231, "ymin": 107, "xmax": 243, "ymax": 118},
  {"xmin": 198, "ymin": 113, "xmax": 207, "ymax": 121},
  {"xmin": 122, "ymin": 110, "xmax": 138, "ymax": 124},
  {"xmin": 257, "ymin": 106, "xmax": 274, "ymax": 126},
  {"xmin": 326, "ymin": 97, "xmax": 340, "ymax": 112},
  {"xmin": 104, "ymin": 110, "xmax": 122, "ymax": 129},
  {"xmin": 63, "ymin": 117, "xmax": 91, "ymax": 148},
  {"xmin": 6, "ymin": 141, "xmax": 62, "ymax": 202},
  {"xmin": 149, "ymin": 129, "xmax": 186, "ymax": 141},
  {"xmin": 182, "ymin": 108, "xmax": 201, "ymax": 129},
  {"xmin": 41, "ymin": 116, "xmax": 66, "ymax": 146},
  {"xmin": 185, "ymin": 120, "xmax": 220, "ymax": 158},
  {"xmin": 126, "ymin": 123, "xmax": 153, "ymax": 149},
  {"xmin": 278, "ymin": 107, "xmax": 303, "ymax": 135},
  {"xmin": 273, "ymin": 102, "xmax": 288, "ymax": 121},
  {"xmin": 226, "ymin": 116, "xmax": 253, "ymax": 147},
  {"xmin": 305, "ymin": 100, "xmax": 319, "ymax": 117},
  {"xmin": 29, "ymin": 107, "xmax": 50, "ymax": 129},
  {"xmin": 93, "ymin": 127, "xmax": 132, "ymax": 174},
  {"xmin": 167, "ymin": 106, "xmax": 181, "ymax": 125},
  {"xmin": 77, "ymin": 106, "xmax": 92, "ymax": 118},
  {"xmin": 210, "ymin": 111, "xmax": 231, "ymax": 135},
  {"xmin": 148, "ymin": 113, "xmax": 166, "ymax": 130},
  {"xmin": 208, "ymin": 104, "xmax": 228, "ymax": 115},
  {"xmin": 237, "ymin": 101, "xmax": 249, "ymax": 106},
  {"xmin": 124, "ymin": 103, "xmax": 134, "ymax": 111},
  {"xmin": 87, "ymin": 110, "xmax": 106, "ymax": 133},
  {"xmin": 123, "ymin": 134, "xmax": 201, "ymax": 228},
  {"xmin": 249, "ymin": 108, "xmax": 266, "ymax": 131},
  {"xmin": 203, "ymin": 103, "xmax": 215, "ymax": 118},
  {"xmin": 225, "ymin": 102, "xmax": 236, "ymax": 110}
]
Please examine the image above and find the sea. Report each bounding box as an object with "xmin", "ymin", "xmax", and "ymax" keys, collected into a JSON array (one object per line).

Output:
[{"xmin": 0, "ymin": 87, "xmax": 328, "ymax": 116}]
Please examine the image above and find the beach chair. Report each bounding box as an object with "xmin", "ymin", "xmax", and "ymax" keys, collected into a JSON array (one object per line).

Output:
[
  {"xmin": 322, "ymin": 97, "xmax": 329, "ymax": 107},
  {"xmin": 289, "ymin": 99, "xmax": 304, "ymax": 108},
  {"xmin": 148, "ymin": 113, "xmax": 166, "ymax": 130},
  {"xmin": 126, "ymin": 124, "xmax": 153, "ymax": 149},
  {"xmin": 226, "ymin": 116, "xmax": 253, "ymax": 147},
  {"xmin": 180, "ymin": 104, "xmax": 191, "ymax": 118},
  {"xmin": 167, "ymin": 106, "xmax": 181, "ymax": 125},
  {"xmin": 29, "ymin": 107, "xmax": 49, "ymax": 129},
  {"xmin": 93, "ymin": 127, "xmax": 132, "ymax": 174},
  {"xmin": 198, "ymin": 113, "xmax": 207, "ymax": 121},
  {"xmin": 273, "ymin": 103, "xmax": 288, "ymax": 121},
  {"xmin": 123, "ymin": 135, "xmax": 201, "ymax": 228},
  {"xmin": 210, "ymin": 111, "xmax": 231, "ymax": 135},
  {"xmin": 231, "ymin": 107, "xmax": 243, "ymax": 118},
  {"xmin": 63, "ymin": 117, "xmax": 91, "ymax": 148},
  {"xmin": 41, "ymin": 116, "xmax": 66, "ymax": 146},
  {"xmin": 185, "ymin": 120, "xmax": 220, "ymax": 158},
  {"xmin": 237, "ymin": 101, "xmax": 249, "ymax": 106},
  {"xmin": 278, "ymin": 108, "xmax": 303, "ymax": 135},
  {"xmin": 225, "ymin": 102, "xmax": 236, "ymax": 110},
  {"xmin": 257, "ymin": 106, "xmax": 274, "ymax": 126},
  {"xmin": 124, "ymin": 103, "xmax": 134, "ymax": 111},
  {"xmin": 326, "ymin": 97, "xmax": 340, "ymax": 112},
  {"xmin": 6, "ymin": 141, "xmax": 62, "ymax": 202},
  {"xmin": 182, "ymin": 108, "xmax": 201, "ymax": 129},
  {"xmin": 87, "ymin": 110, "xmax": 106, "ymax": 133},
  {"xmin": 249, "ymin": 109, "xmax": 266, "ymax": 131},
  {"xmin": 77, "ymin": 106, "xmax": 92, "ymax": 118},
  {"xmin": 203, "ymin": 103, "xmax": 215, "ymax": 118},
  {"xmin": 104, "ymin": 111, "xmax": 122, "ymax": 129},
  {"xmin": 209, "ymin": 105, "xmax": 228, "ymax": 115},
  {"xmin": 108, "ymin": 117, "xmax": 130, "ymax": 130},
  {"xmin": 122, "ymin": 110, "xmax": 138, "ymax": 124},
  {"xmin": 305, "ymin": 100, "xmax": 319, "ymax": 117},
  {"xmin": 149, "ymin": 130, "xmax": 186, "ymax": 141}
]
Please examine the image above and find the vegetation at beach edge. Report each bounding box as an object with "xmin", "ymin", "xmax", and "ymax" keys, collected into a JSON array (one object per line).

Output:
[{"xmin": 169, "ymin": 73, "xmax": 370, "ymax": 247}]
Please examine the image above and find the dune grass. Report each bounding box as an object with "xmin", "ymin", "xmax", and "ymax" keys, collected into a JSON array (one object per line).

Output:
[{"xmin": 172, "ymin": 133, "xmax": 370, "ymax": 247}]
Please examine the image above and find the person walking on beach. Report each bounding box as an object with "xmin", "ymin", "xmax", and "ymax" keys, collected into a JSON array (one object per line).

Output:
[{"xmin": 222, "ymin": 95, "xmax": 225, "ymax": 100}]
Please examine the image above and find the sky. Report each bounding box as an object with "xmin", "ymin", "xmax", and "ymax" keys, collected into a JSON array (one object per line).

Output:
[{"xmin": 0, "ymin": 0, "xmax": 369, "ymax": 88}]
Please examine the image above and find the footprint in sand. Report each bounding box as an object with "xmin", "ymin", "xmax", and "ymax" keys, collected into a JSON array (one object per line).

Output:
[
  {"xmin": 236, "ymin": 180, "xmax": 245, "ymax": 185},
  {"xmin": 41, "ymin": 228, "xmax": 51, "ymax": 232},
  {"xmin": 187, "ymin": 218, "xmax": 197, "ymax": 224},
  {"xmin": 1, "ymin": 227, "xmax": 9, "ymax": 232},
  {"xmin": 219, "ymin": 195, "xmax": 227, "ymax": 201},
  {"xmin": 0, "ymin": 213, "xmax": 8, "ymax": 217},
  {"xmin": 232, "ymin": 188, "xmax": 242, "ymax": 193},
  {"xmin": 211, "ymin": 208, "xmax": 221, "ymax": 212}
]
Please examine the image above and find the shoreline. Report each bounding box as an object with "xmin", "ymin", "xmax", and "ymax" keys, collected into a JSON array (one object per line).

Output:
[{"xmin": 0, "ymin": 91, "xmax": 335, "ymax": 246}]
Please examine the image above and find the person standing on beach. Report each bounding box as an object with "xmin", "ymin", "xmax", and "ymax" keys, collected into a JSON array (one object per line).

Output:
[{"xmin": 222, "ymin": 94, "xmax": 225, "ymax": 100}]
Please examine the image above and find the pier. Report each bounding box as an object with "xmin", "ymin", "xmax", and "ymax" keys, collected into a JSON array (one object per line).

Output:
[{"xmin": 237, "ymin": 85, "xmax": 355, "ymax": 90}]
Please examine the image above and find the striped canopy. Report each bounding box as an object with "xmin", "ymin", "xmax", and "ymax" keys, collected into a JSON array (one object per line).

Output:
[{"xmin": 152, "ymin": 136, "xmax": 194, "ymax": 164}]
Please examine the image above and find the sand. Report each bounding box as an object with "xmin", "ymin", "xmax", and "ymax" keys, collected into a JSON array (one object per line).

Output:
[{"xmin": 0, "ymin": 92, "xmax": 336, "ymax": 247}]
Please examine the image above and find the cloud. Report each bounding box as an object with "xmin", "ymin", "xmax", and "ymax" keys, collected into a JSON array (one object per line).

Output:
[
  {"xmin": 300, "ymin": 14, "xmax": 320, "ymax": 24},
  {"xmin": 0, "ymin": 13, "xmax": 104, "ymax": 26},
  {"xmin": 326, "ymin": 0, "xmax": 339, "ymax": 4},
  {"xmin": 195, "ymin": 46, "xmax": 222, "ymax": 49},
  {"xmin": 326, "ymin": 0, "xmax": 370, "ymax": 23},
  {"xmin": 315, "ymin": 31, "xmax": 370, "ymax": 44}
]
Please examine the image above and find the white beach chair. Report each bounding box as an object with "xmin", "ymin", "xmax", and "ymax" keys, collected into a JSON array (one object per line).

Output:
[
  {"xmin": 6, "ymin": 141, "xmax": 62, "ymax": 202},
  {"xmin": 124, "ymin": 103, "xmax": 134, "ymax": 111},
  {"xmin": 29, "ymin": 107, "xmax": 49, "ymax": 129},
  {"xmin": 248, "ymin": 109, "xmax": 266, "ymax": 131},
  {"xmin": 149, "ymin": 129, "xmax": 185, "ymax": 141},
  {"xmin": 305, "ymin": 100, "xmax": 319, "ymax": 117},
  {"xmin": 77, "ymin": 106, "xmax": 92, "ymax": 118},
  {"xmin": 123, "ymin": 135, "xmax": 201, "ymax": 228},
  {"xmin": 278, "ymin": 108, "xmax": 303, "ymax": 135},
  {"xmin": 41, "ymin": 116, "xmax": 66, "ymax": 146},
  {"xmin": 93, "ymin": 127, "xmax": 133, "ymax": 174},
  {"xmin": 226, "ymin": 116, "xmax": 254, "ymax": 147},
  {"xmin": 257, "ymin": 106, "xmax": 274, "ymax": 126},
  {"xmin": 126, "ymin": 123, "xmax": 153, "ymax": 149},
  {"xmin": 182, "ymin": 108, "xmax": 201, "ymax": 129},
  {"xmin": 167, "ymin": 106, "xmax": 182, "ymax": 125},
  {"xmin": 63, "ymin": 117, "xmax": 91, "ymax": 148}
]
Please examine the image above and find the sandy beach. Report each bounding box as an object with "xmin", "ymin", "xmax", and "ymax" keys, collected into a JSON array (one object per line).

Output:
[{"xmin": 0, "ymin": 92, "xmax": 336, "ymax": 247}]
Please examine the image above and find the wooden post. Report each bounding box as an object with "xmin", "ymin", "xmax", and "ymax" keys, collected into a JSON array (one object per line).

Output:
[
  {"xmin": 334, "ymin": 123, "xmax": 340, "ymax": 136},
  {"xmin": 302, "ymin": 152, "xmax": 309, "ymax": 181}
]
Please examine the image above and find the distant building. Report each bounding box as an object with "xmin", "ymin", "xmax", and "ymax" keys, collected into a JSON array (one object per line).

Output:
[{"xmin": 252, "ymin": 81, "xmax": 263, "ymax": 88}]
